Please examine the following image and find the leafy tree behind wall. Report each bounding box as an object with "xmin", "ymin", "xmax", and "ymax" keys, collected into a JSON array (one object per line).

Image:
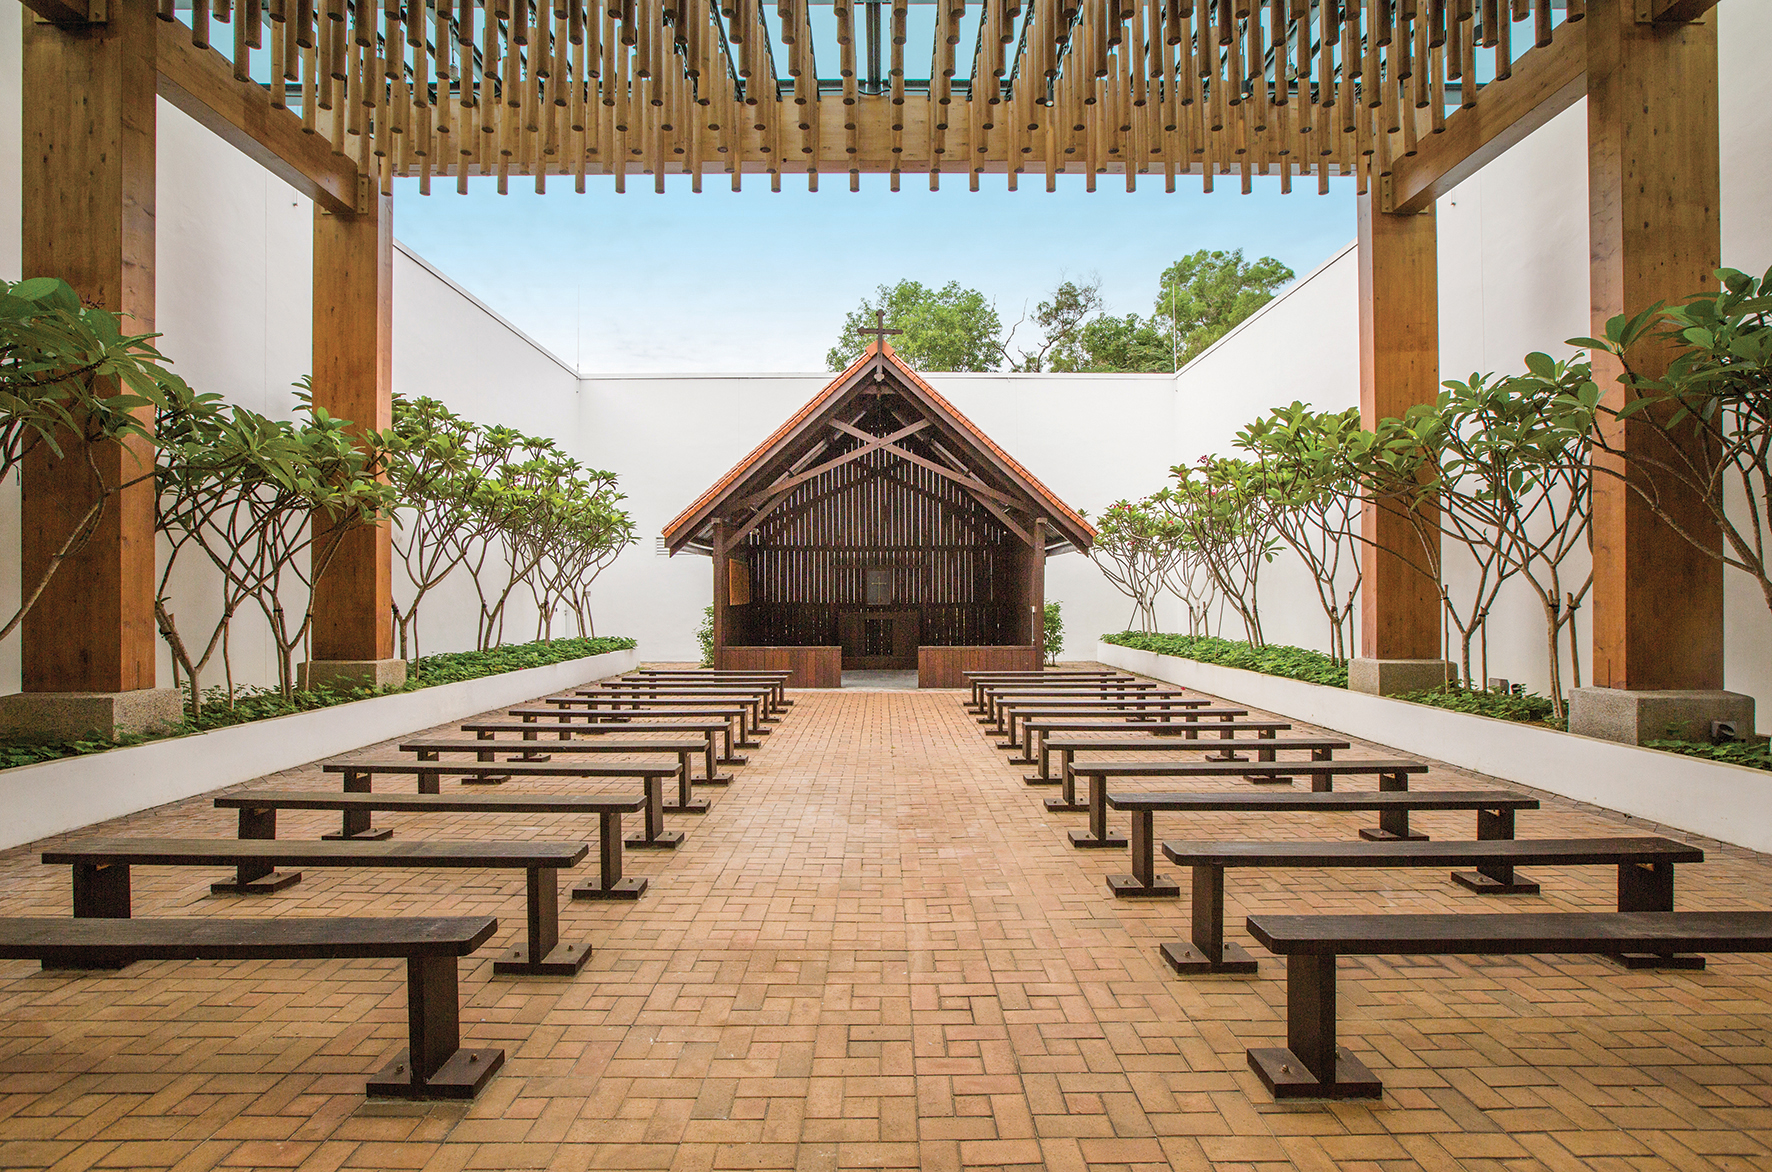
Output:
[
  {"xmin": 1155, "ymin": 249, "xmax": 1295, "ymax": 368},
  {"xmin": 827, "ymin": 280, "xmax": 1005, "ymax": 372}
]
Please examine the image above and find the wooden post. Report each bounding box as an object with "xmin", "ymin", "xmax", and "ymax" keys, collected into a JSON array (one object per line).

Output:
[
  {"xmin": 18, "ymin": 0, "xmax": 161, "ymax": 700},
  {"xmin": 1028, "ymin": 519, "xmax": 1046, "ymax": 659},
  {"xmin": 711, "ymin": 520, "xmax": 730, "ymax": 669},
  {"xmin": 307, "ymin": 194, "xmax": 399, "ymax": 688},
  {"xmin": 1352, "ymin": 189, "xmax": 1448, "ymax": 694},
  {"xmin": 1585, "ymin": 4, "xmax": 1722, "ymax": 692}
]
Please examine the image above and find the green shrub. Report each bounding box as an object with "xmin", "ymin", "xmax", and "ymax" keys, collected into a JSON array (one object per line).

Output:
[
  {"xmin": 1644, "ymin": 738, "xmax": 1772, "ymax": 772},
  {"xmin": 1101, "ymin": 631, "xmax": 1349, "ymax": 687},
  {"xmin": 1043, "ymin": 601, "xmax": 1064, "ymax": 664},
  {"xmin": 0, "ymin": 635, "xmax": 635, "ymax": 770},
  {"xmin": 697, "ymin": 605, "xmax": 715, "ymax": 667},
  {"xmin": 1391, "ymin": 683, "xmax": 1564, "ymax": 728}
]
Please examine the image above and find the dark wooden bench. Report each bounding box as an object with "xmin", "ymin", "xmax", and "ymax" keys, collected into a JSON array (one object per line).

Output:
[
  {"xmin": 0, "ymin": 914, "xmax": 505, "ymax": 1099},
  {"xmin": 599, "ymin": 679, "xmax": 785, "ymax": 713},
  {"xmin": 1019, "ymin": 717, "xmax": 1286, "ymax": 778},
  {"xmin": 41, "ymin": 838, "xmax": 596, "ymax": 977},
  {"xmin": 992, "ymin": 697, "xmax": 1210, "ymax": 743},
  {"xmin": 1104, "ymin": 790, "xmax": 1540, "ymax": 896},
  {"xmin": 1068, "ymin": 759, "xmax": 1429, "ymax": 847},
  {"xmin": 543, "ymin": 698, "xmax": 765, "ymax": 748},
  {"xmin": 576, "ymin": 685, "xmax": 776, "ymax": 730},
  {"xmin": 400, "ymin": 737, "xmax": 711, "ymax": 814},
  {"xmin": 504, "ymin": 709, "xmax": 748, "ymax": 765},
  {"xmin": 964, "ymin": 671, "xmax": 1131, "ymax": 709},
  {"xmin": 1158, "ymin": 835, "xmax": 1706, "ymax": 976},
  {"xmin": 1045, "ymin": 736, "xmax": 1351, "ymax": 811},
  {"xmin": 624, "ymin": 671, "xmax": 792, "ymax": 711},
  {"xmin": 1013, "ymin": 711, "xmax": 1268, "ymax": 772},
  {"xmin": 976, "ymin": 682, "xmax": 1162, "ymax": 723},
  {"xmin": 460, "ymin": 719, "xmax": 735, "ymax": 782},
  {"xmin": 1243, "ymin": 910, "xmax": 1772, "ymax": 1100},
  {"xmin": 215, "ymin": 791, "xmax": 651, "ymax": 900}
]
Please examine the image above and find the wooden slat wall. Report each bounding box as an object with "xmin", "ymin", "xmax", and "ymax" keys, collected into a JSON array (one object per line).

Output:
[
  {"xmin": 719, "ymin": 645, "xmax": 844, "ymax": 688},
  {"xmin": 917, "ymin": 645, "xmax": 1040, "ymax": 689}
]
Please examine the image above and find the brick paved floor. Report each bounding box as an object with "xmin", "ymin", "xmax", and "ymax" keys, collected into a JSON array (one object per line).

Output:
[{"xmin": 3, "ymin": 674, "xmax": 1772, "ymax": 1171}]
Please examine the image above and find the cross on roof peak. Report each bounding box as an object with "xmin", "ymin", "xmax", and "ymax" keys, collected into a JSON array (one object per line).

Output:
[{"xmin": 860, "ymin": 310, "xmax": 903, "ymax": 350}]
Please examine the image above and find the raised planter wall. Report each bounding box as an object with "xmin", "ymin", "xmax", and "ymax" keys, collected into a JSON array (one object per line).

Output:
[
  {"xmin": 1098, "ymin": 640, "xmax": 1772, "ymax": 855},
  {"xmin": 0, "ymin": 646, "xmax": 639, "ymax": 852}
]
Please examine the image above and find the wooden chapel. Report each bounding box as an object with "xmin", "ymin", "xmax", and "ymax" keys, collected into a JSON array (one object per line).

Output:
[{"xmin": 663, "ymin": 340, "xmax": 1095, "ymax": 687}]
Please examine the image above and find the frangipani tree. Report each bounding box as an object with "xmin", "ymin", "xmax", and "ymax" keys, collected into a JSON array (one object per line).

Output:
[{"xmin": 1086, "ymin": 498, "xmax": 1183, "ymax": 633}]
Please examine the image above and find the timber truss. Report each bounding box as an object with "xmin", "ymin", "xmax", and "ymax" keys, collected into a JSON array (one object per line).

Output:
[
  {"xmin": 25, "ymin": 0, "xmax": 1716, "ymax": 206},
  {"xmin": 663, "ymin": 343, "xmax": 1093, "ymax": 555}
]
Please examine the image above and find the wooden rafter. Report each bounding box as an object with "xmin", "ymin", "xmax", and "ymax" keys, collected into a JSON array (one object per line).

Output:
[{"xmin": 827, "ymin": 419, "xmax": 1021, "ymax": 510}]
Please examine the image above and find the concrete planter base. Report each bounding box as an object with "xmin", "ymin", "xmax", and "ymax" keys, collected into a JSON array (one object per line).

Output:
[
  {"xmin": 0, "ymin": 646, "xmax": 638, "ymax": 852},
  {"xmin": 1098, "ymin": 640, "xmax": 1772, "ymax": 855}
]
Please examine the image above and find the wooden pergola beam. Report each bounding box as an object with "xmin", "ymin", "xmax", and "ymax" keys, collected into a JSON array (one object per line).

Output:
[
  {"xmin": 155, "ymin": 22, "xmax": 362, "ymax": 216},
  {"xmin": 19, "ymin": 0, "xmax": 100, "ymax": 25},
  {"xmin": 1641, "ymin": 0, "xmax": 1720, "ymax": 22},
  {"xmin": 1385, "ymin": 22, "xmax": 1588, "ymax": 216}
]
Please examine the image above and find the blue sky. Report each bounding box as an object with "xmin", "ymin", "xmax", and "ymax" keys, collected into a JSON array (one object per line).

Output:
[{"xmin": 390, "ymin": 171, "xmax": 1356, "ymax": 374}]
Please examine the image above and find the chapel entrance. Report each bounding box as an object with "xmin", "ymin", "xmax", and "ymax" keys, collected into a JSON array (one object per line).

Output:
[{"xmin": 662, "ymin": 331, "xmax": 1095, "ymax": 687}]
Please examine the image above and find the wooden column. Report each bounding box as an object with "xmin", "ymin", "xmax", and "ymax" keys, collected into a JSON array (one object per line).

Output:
[
  {"xmin": 1027, "ymin": 519, "xmax": 1046, "ymax": 651},
  {"xmin": 1586, "ymin": 5, "xmax": 1722, "ymax": 690},
  {"xmin": 1356, "ymin": 191, "xmax": 1443, "ymax": 662},
  {"xmin": 19, "ymin": 0, "xmax": 159, "ymax": 694},
  {"xmin": 711, "ymin": 521, "xmax": 730, "ymax": 669},
  {"xmin": 309, "ymin": 195, "xmax": 395, "ymax": 666}
]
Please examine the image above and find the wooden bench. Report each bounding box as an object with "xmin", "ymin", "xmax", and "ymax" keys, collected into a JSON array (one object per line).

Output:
[
  {"xmin": 1243, "ymin": 910, "xmax": 1772, "ymax": 1100},
  {"xmin": 543, "ymin": 698, "xmax": 765, "ymax": 748},
  {"xmin": 964, "ymin": 671, "xmax": 1131, "ymax": 709},
  {"xmin": 460, "ymin": 719, "xmax": 735, "ymax": 783},
  {"xmin": 1158, "ymin": 835, "xmax": 1706, "ymax": 976},
  {"xmin": 577, "ymin": 685, "xmax": 776, "ymax": 730},
  {"xmin": 991, "ymin": 696, "xmax": 1209, "ymax": 743},
  {"xmin": 504, "ymin": 709, "xmax": 748, "ymax": 765},
  {"xmin": 600, "ymin": 679, "xmax": 786, "ymax": 716},
  {"xmin": 976, "ymin": 682, "xmax": 1162, "ymax": 723},
  {"xmin": 1067, "ymin": 759, "xmax": 1429, "ymax": 847},
  {"xmin": 0, "ymin": 914, "xmax": 505, "ymax": 1099},
  {"xmin": 41, "ymin": 838, "xmax": 597, "ymax": 976},
  {"xmin": 215, "ymin": 791, "xmax": 651, "ymax": 901},
  {"xmin": 1045, "ymin": 735, "xmax": 1351, "ymax": 812},
  {"xmin": 1018, "ymin": 717, "xmax": 1287, "ymax": 779},
  {"xmin": 625, "ymin": 671, "xmax": 792, "ymax": 711},
  {"xmin": 322, "ymin": 759, "xmax": 686, "ymax": 849},
  {"xmin": 400, "ymin": 737, "xmax": 711, "ymax": 814},
  {"xmin": 1103, "ymin": 790, "xmax": 1540, "ymax": 897}
]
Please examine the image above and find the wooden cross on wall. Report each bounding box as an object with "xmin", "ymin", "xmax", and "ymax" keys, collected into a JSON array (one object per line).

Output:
[{"xmin": 860, "ymin": 310, "xmax": 902, "ymax": 349}]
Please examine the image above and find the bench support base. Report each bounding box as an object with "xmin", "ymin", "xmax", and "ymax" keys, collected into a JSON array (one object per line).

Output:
[
  {"xmin": 1359, "ymin": 827, "xmax": 1430, "ymax": 843},
  {"xmin": 693, "ymin": 773, "xmax": 735, "ymax": 786},
  {"xmin": 492, "ymin": 940, "xmax": 591, "ymax": 976},
  {"xmin": 1068, "ymin": 829, "xmax": 1127, "ymax": 849},
  {"xmin": 459, "ymin": 775, "xmax": 508, "ymax": 786},
  {"xmin": 1247, "ymin": 774, "xmax": 1292, "ymax": 785},
  {"xmin": 661, "ymin": 798, "xmax": 710, "ymax": 814},
  {"xmin": 1161, "ymin": 940, "xmax": 1258, "ymax": 975},
  {"xmin": 368, "ymin": 1047, "xmax": 505, "ymax": 1100},
  {"xmin": 626, "ymin": 831, "xmax": 684, "ymax": 850},
  {"xmin": 1246, "ymin": 1046, "xmax": 1381, "ymax": 1100},
  {"xmin": 1023, "ymin": 774, "xmax": 1059, "ymax": 786},
  {"xmin": 572, "ymin": 876, "xmax": 648, "ymax": 901},
  {"xmin": 1616, "ymin": 951, "xmax": 1706, "ymax": 970},
  {"xmin": 1044, "ymin": 798, "xmax": 1089, "ymax": 813},
  {"xmin": 1450, "ymin": 870, "xmax": 1541, "ymax": 896},
  {"xmin": 1108, "ymin": 874, "xmax": 1181, "ymax": 898},
  {"xmin": 210, "ymin": 870, "xmax": 303, "ymax": 896},
  {"xmin": 319, "ymin": 826, "xmax": 395, "ymax": 841}
]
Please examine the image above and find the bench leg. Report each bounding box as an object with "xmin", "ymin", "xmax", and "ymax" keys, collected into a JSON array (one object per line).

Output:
[
  {"xmin": 495, "ymin": 867, "xmax": 590, "ymax": 976},
  {"xmin": 1160, "ymin": 865, "xmax": 1256, "ymax": 975},
  {"xmin": 368, "ymin": 955, "xmax": 504, "ymax": 1099},
  {"xmin": 1450, "ymin": 809, "xmax": 1539, "ymax": 892},
  {"xmin": 324, "ymin": 769, "xmax": 393, "ymax": 841},
  {"xmin": 1068, "ymin": 776, "xmax": 1126, "ymax": 848},
  {"xmin": 626, "ymin": 777, "xmax": 685, "ymax": 850},
  {"xmin": 695, "ymin": 736, "xmax": 733, "ymax": 785},
  {"xmin": 574, "ymin": 811, "xmax": 648, "ymax": 900},
  {"xmin": 1247, "ymin": 954, "xmax": 1381, "ymax": 1100},
  {"xmin": 1024, "ymin": 735, "xmax": 1058, "ymax": 786},
  {"xmin": 663, "ymin": 754, "xmax": 710, "ymax": 814},
  {"xmin": 1615, "ymin": 861, "xmax": 1704, "ymax": 970},
  {"xmin": 1361, "ymin": 771, "xmax": 1426, "ymax": 841},
  {"xmin": 1008, "ymin": 721, "xmax": 1038, "ymax": 766},
  {"xmin": 1108, "ymin": 811, "xmax": 1180, "ymax": 897},
  {"xmin": 734, "ymin": 711, "xmax": 762, "ymax": 750},
  {"xmin": 212, "ymin": 807, "xmax": 304, "ymax": 894},
  {"xmin": 1045, "ymin": 750, "xmax": 1088, "ymax": 813},
  {"xmin": 53, "ymin": 863, "xmax": 133, "ymax": 970}
]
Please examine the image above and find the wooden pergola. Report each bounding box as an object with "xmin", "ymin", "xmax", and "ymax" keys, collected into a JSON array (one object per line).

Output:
[
  {"xmin": 7, "ymin": 0, "xmax": 1725, "ymax": 733},
  {"xmin": 663, "ymin": 341, "xmax": 1093, "ymax": 686}
]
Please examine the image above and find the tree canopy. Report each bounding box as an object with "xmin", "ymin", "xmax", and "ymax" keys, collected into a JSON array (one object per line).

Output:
[
  {"xmin": 1155, "ymin": 249, "xmax": 1296, "ymax": 367},
  {"xmin": 826, "ymin": 280, "xmax": 1005, "ymax": 372}
]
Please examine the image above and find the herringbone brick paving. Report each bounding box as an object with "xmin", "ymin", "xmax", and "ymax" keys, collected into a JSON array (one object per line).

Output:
[{"xmin": 2, "ymin": 668, "xmax": 1771, "ymax": 1171}]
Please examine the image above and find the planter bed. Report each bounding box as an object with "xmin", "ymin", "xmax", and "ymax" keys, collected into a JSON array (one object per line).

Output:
[
  {"xmin": 1098, "ymin": 639, "xmax": 1772, "ymax": 856},
  {"xmin": 0, "ymin": 646, "xmax": 638, "ymax": 852}
]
